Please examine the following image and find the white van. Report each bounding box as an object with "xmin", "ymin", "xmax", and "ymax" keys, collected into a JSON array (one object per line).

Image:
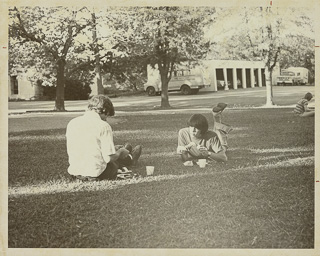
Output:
[
  {"xmin": 144, "ymin": 64, "xmax": 210, "ymax": 96},
  {"xmin": 276, "ymin": 67, "xmax": 309, "ymax": 85}
]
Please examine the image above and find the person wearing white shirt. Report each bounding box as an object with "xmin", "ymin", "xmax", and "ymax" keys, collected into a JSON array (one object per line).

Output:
[{"xmin": 66, "ymin": 95, "xmax": 141, "ymax": 181}]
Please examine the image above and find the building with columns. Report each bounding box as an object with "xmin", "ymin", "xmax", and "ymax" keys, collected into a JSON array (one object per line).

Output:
[
  {"xmin": 201, "ymin": 60, "xmax": 280, "ymax": 92},
  {"xmin": 8, "ymin": 59, "xmax": 280, "ymax": 99}
]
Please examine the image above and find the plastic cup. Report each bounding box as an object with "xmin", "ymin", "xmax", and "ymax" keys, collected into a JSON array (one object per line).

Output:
[
  {"xmin": 198, "ymin": 159, "xmax": 206, "ymax": 168},
  {"xmin": 146, "ymin": 166, "xmax": 154, "ymax": 176}
]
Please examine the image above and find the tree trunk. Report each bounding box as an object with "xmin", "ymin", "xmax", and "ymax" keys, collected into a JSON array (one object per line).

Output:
[
  {"xmin": 133, "ymin": 82, "xmax": 138, "ymax": 91},
  {"xmin": 160, "ymin": 75, "xmax": 170, "ymax": 108},
  {"xmin": 265, "ymin": 69, "xmax": 274, "ymax": 106},
  {"xmin": 55, "ymin": 59, "xmax": 66, "ymax": 111},
  {"xmin": 92, "ymin": 58, "xmax": 104, "ymax": 95},
  {"xmin": 91, "ymin": 12, "xmax": 104, "ymax": 96}
]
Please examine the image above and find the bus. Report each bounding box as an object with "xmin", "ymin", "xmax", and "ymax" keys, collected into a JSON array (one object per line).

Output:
[{"xmin": 144, "ymin": 63, "xmax": 210, "ymax": 96}]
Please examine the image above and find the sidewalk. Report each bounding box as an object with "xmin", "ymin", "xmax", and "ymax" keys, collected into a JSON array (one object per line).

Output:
[{"xmin": 8, "ymin": 105, "xmax": 299, "ymax": 118}]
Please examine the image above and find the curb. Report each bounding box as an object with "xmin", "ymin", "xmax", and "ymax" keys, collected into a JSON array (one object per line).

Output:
[{"xmin": 8, "ymin": 105, "xmax": 296, "ymax": 117}]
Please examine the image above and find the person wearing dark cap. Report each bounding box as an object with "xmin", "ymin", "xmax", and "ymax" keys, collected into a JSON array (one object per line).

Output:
[
  {"xmin": 293, "ymin": 92, "xmax": 315, "ymax": 117},
  {"xmin": 66, "ymin": 95, "xmax": 142, "ymax": 181}
]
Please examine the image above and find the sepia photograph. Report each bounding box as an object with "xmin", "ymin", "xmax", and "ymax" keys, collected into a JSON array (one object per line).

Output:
[{"xmin": 1, "ymin": 0, "xmax": 319, "ymax": 255}]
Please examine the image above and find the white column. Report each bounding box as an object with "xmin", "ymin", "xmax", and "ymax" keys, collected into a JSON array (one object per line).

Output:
[
  {"xmin": 258, "ymin": 68, "xmax": 263, "ymax": 87},
  {"xmin": 250, "ymin": 68, "xmax": 255, "ymax": 88},
  {"xmin": 232, "ymin": 68, "xmax": 237, "ymax": 90},
  {"xmin": 223, "ymin": 68, "xmax": 229, "ymax": 90},
  {"xmin": 242, "ymin": 68, "xmax": 247, "ymax": 88},
  {"xmin": 212, "ymin": 68, "xmax": 217, "ymax": 91}
]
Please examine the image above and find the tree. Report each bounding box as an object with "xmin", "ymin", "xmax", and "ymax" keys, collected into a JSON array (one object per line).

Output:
[
  {"xmin": 207, "ymin": 7, "xmax": 314, "ymax": 106},
  {"xmin": 9, "ymin": 6, "xmax": 91, "ymax": 111},
  {"xmin": 110, "ymin": 6, "xmax": 215, "ymax": 108},
  {"xmin": 101, "ymin": 53, "xmax": 147, "ymax": 91},
  {"xmin": 279, "ymin": 37, "xmax": 315, "ymax": 82},
  {"xmin": 81, "ymin": 7, "xmax": 137, "ymax": 94}
]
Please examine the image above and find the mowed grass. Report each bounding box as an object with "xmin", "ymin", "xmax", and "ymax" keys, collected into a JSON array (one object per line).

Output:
[{"xmin": 8, "ymin": 108, "xmax": 314, "ymax": 248}]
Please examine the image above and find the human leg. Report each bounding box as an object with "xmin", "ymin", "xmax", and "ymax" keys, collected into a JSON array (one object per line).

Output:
[
  {"xmin": 98, "ymin": 161, "xmax": 119, "ymax": 180},
  {"xmin": 115, "ymin": 143, "xmax": 133, "ymax": 152},
  {"xmin": 300, "ymin": 111, "xmax": 315, "ymax": 117},
  {"xmin": 71, "ymin": 175, "xmax": 100, "ymax": 182},
  {"xmin": 214, "ymin": 122, "xmax": 232, "ymax": 149},
  {"xmin": 131, "ymin": 145, "xmax": 142, "ymax": 166},
  {"xmin": 212, "ymin": 103, "xmax": 228, "ymax": 123},
  {"xmin": 117, "ymin": 144, "xmax": 142, "ymax": 167},
  {"xmin": 211, "ymin": 103, "xmax": 232, "ymax": 149},
  {"xmin": 71, "ymin": 161, "xmax": 119, "ymax": 181}
]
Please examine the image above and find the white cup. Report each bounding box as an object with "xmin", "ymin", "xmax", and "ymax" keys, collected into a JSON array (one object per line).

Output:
[
  {"xmin": 198, "ymin": 159, "xmax": 206, "ymax": 168},
  {"xmin": 146, "ymin": 166, "xmax": 154, "ymax": 176}
]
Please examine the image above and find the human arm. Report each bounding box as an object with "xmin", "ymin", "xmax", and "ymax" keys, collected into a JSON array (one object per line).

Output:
[
  {"xmin": 177, "ymin": 128, "xmax": 204, "ymax": 162},
  {"xmin": 177, "ymin": 128, "xmax": 196, "ymax": 154},
  {"xmin": 208, "ymin": 149, "xmax": 227, "ymax": 162},
  {"xmin": 304, "ymin": 102, "xmax": 314, "ymax": 112},
  {"xmin": 200, "ymin": 134, "xmax": 228, "ymax": 162},
  {"xmin": 198, "ymin": 146, "xmax": 227, "ymax": 162},
  {"xmin": 100, "ymin": 124, "xmax": 129, "ymax": 164}
]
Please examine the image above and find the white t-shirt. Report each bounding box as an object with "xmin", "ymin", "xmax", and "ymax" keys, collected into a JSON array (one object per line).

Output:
[{"xmin": 66, "ymin": 111, "xmax": 116, "ymax": 177}]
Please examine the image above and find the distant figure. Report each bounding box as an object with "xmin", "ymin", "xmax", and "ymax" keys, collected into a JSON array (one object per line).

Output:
[
  {"xmin": 293, "ymin": 92, "xmax": 315, "ymax": 117},
  {"xmin": 177, "ymin": 114, "xmax": 228, "ymax": 163}
]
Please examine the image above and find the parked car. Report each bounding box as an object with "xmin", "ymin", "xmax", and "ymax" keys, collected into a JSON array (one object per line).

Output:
[
  {"xmin": 144, "ymin": 64, "xmax": 210, "ymax": 96},
  {"xmin": 276, "ymin": 67, "xmax": 309, "ymax": 86}
]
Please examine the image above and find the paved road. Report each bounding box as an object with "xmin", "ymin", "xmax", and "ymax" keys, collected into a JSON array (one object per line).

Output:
[{"xmin": 8, "ymin": 86, "xmax": 314, "ymax": 114}]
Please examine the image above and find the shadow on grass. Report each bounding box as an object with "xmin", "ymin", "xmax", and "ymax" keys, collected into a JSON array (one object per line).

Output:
[{"xmin": 8, "ymin": 108, "xmax": 315, "ymax": 248}]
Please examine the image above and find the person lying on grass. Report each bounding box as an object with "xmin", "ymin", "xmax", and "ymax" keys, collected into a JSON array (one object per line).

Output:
[
  {"xmin": 177, "ymin": 113, "xmax": 228, "ymax": 164},
  {"xmin": 66, "ymin": 95, "xmax": 142, "ymax": 181},
  {"xmin": 293, "ymin": 92, "xmax": 315, "ymax": 117}
]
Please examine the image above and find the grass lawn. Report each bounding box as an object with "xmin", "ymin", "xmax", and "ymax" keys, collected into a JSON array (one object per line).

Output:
[{"xmin": 8, "ymin": 107, "xmax": 314, "ymax": 248}]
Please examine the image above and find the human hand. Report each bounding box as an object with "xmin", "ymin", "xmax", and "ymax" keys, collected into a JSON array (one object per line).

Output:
[
  {"xmin": 186, "ymin": 142, "xmax": 196, "ymax": 149},
  {"xmin": 198, "ymin": 146, "xmax": 209, "ymax": 157}
]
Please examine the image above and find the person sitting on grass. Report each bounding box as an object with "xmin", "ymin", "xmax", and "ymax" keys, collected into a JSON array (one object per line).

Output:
[
  {"xmin": 177, "ymin": 113, "xmax": 227, "ymax": 164},
  {"xmin": 293, "ymin": 92, "xmax": 315, "ymax": 117},
  {"xmin": 66, "ymin": 95, "xmax": 142, "ymax": 181}
]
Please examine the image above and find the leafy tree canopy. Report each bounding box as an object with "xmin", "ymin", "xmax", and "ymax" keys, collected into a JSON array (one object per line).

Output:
[{"xmin": 106, "ymin": 6, "xmax": 215, "ymax": 107}]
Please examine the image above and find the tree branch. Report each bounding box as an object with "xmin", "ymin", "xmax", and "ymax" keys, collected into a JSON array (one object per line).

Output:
[
  {"xmin": 66, "ymin": 60, "xmax": 94, "ymax": 77},
  {"xmin": 13, "ymin": 7, "xmax": 60, "ymax": 59},
  {"xmin": 66, "ymin": 51, "xmax": 112, "ymax": 77}
]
